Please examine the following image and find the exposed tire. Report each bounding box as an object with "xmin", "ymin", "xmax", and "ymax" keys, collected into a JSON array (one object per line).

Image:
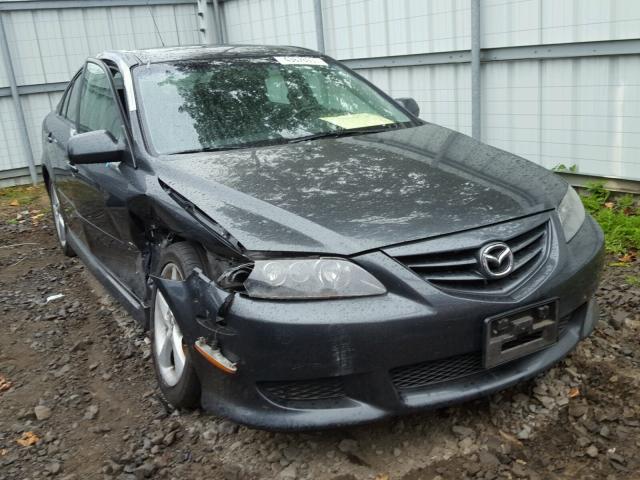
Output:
[
  {"xmin": 47, "ymin": 182, "xmax": 76, "ymax": 257},
  {"xmin": 150, "ymin": 242, "xmax": 203, "ymax": 409}
]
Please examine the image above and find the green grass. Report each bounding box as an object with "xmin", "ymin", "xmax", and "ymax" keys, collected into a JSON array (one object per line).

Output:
[
  {"xmin": 625, "ymin": 275, "xmax": 640, "ymax": 287},
  {"xmin": 0, "ymin": 184, "xmax": 49, "ymax": 224},
  {"xmin": 0, "ymin": 184, "xmax": 45, "ymax": 208},
  {"xmin": 580, "ymin": 182, "xmax": 640, "ymax": 256}
]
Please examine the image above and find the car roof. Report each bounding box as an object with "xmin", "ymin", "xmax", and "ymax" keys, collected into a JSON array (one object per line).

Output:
[{"xmin": 101, "ymin": 44, "xmax": 320, "ymax": 66}]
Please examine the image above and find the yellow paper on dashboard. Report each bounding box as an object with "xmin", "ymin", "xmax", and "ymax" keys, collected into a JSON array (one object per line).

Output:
[{"xmin": 320, "ymin": 113, "xmax": 394, "ymax": 129}]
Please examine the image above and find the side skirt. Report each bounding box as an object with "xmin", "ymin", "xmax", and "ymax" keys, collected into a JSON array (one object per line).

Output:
[{"xmin": 67, "ymin": 230, "xmax": 149, "ymax": 326}]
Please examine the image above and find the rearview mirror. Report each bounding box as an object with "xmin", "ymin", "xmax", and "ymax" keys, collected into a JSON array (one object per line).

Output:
[
  {"xmin": 67, "ymin": 130, "xmax": 124, "ymax": 165},
  {"xmin": 395, "ymin": 97, "xmax": 420, "ymax": 117}
]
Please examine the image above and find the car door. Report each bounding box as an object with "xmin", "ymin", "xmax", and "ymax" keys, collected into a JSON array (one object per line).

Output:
[
  {"xmin": 44, "ymin": 68, "xmax": 84, "ymax": 235},
  {"xmin": 67, "ymin": 59, "xmax": 147, "ymax": 300}
]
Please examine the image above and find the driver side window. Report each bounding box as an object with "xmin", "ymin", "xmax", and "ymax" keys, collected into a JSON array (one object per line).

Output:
[{"xmin": 78, "ymin": 62, "xmax": 124, "ymax": 141}]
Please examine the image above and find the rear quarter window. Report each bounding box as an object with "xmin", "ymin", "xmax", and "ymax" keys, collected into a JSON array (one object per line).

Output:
[{"xmin": 65, "ymin": 74, "xmax": 83, "ymax": 124}]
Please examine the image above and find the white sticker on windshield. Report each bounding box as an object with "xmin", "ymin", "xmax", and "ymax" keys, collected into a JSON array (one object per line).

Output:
[{"xmin": 274, "ymin": 56, "xmax": 327, "ymax": 66}]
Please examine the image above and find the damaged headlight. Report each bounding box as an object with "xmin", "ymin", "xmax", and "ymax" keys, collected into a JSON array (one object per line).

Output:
[
  {"xmin": 241, "ymin": 258, "xmax": 386, "ymax": 299},
  {"xmin": 557, "ymin": 186, "xmax": 586, "ymax": 242}
]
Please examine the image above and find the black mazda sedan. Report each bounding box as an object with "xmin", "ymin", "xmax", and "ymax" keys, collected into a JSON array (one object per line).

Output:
[{"xmin": 42, "ymin": 45, "xmax": 604, "ymax": 430}]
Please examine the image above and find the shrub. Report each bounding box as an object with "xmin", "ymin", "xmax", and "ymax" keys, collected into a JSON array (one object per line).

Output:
[{"xmin": 580, "ymin": 182, "xmax": 639, "ymax": 256}]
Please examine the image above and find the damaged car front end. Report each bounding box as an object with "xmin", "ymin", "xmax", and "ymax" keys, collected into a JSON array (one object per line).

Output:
[
  {"xmin": 151, "ymin": 209, "xmax": 602, "ymax": 430},
  {"xmin": 41, "ymin": 44, "xmax": 604, "ymax": 430}
]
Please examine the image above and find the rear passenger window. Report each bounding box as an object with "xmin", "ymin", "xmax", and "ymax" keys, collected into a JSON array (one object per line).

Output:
[{"xmin": 77, "ymin": 62, "xmax": 123, "ymax": 140}]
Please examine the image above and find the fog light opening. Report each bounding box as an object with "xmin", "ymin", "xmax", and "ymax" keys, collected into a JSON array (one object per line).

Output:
[{"xmin": 194, "ymin": 338, "xmax": 237, "ymax": 374}]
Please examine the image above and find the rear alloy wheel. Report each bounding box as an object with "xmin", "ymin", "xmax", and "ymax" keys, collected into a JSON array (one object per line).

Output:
[
  {"xmin": 49, "ymin": 184, "xmax": 75, "ymax": 257},
  {"xmin": 150, "ymin": 243, "xmax": 202, "ymax": 409}
]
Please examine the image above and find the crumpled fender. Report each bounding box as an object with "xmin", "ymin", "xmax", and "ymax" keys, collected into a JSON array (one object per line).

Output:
[{"xmin": 151, "ymin": 268, "xmax": 236, "ymax": 345}]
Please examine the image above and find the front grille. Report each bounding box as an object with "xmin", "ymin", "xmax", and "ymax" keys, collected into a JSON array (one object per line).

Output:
[
  {"xmin": 390, "ymin": 353, "xmax": 484, "ymax": 391},
  {"xmin": 395, "ymin": 221, "xmax": 549, "ymax": 294},
  {"xmin": 558, "ymin": 314, "xmax": 570, "ymax": 336},
  {"xmin": 259, "ymin": 378, "xmax": 345, "ymax": 403}
]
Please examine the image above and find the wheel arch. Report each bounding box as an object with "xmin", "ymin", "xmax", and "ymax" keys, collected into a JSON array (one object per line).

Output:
[
  {"xmin": 119, "ymin": 179, "xmax": 249, "ymax": 329},
  {"xmin": 137, "ymin": 213, "xmax": 243, "ymax": 330}
]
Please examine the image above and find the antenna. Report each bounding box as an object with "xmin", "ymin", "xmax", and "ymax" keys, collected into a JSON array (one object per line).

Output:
[{"xmin": 147, "ymin": 0, "xmax": 166, "ymax": 47}]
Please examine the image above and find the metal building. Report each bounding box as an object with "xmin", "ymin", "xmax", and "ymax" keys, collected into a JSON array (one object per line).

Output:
[{"xmin": 1, "ymin": 0, "xmax": 639, "ymax": 189}]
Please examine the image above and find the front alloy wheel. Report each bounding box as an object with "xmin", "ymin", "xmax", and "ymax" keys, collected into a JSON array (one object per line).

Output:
[
  {"xmin": 150, "ymin": 242, "xmax": 202, "ymax": 409},
  {"xmin": 153, "ymin": 263, "xmax": 187, "ymax": 387}
]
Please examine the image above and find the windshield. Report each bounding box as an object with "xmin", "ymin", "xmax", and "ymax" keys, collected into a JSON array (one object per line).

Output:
[{"xmin": 133, "ymin": 56, "xmax": 414, "ymax": 155}]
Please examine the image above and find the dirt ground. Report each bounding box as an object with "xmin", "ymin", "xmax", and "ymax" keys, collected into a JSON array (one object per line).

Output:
[{"xmin": 1, "ymin": 186, "xmax": 639, "ymax": 480}]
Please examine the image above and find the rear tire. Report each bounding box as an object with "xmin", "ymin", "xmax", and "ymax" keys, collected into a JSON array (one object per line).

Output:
[
  {"xmin": 48, "ymin": 182, "xmax": 75, "ymax": 257},
  {"xmin": 150, "ymin": 242, "xmax": 202, "ymax": 409}
]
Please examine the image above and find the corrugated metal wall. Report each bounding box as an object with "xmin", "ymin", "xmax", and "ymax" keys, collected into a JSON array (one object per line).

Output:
[
  {"xmin": 222, "ymin": 0, "xmax": 640, "ymax": 182},
  {"xmin": 482, "ymin": 0, "xmax": 640, "ymax": 47},
  {"xmin": 1, "ymin": 0, "xmax": 639, "ymax": 184},
  {"xmin": 321, "ymin": 0, "xmax": 471, "ymax": 58},
  {"xmin": 224, "ymin": 0, "xmax": 318, "ymax": 49},
  {"xmin": 482, "ymin": 56, "xmax": 640, "ymax": 180},
  {"xmin": 0, "ymin": 1, "xmax": 200, "ymax": 185},
  {"xmin": 479, "ymin": 0, "xmax": 640, "ymax": 180},
  {"xmin": 1, "ymin": 5, "xmax": 200, "ymax": 85}
]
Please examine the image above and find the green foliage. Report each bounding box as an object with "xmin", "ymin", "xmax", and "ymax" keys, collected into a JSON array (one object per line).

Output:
[
  {"xmin": 618, "ymin": 194, "xmax": 635, "ymax": 211},
  {"xmin": 584, "ymin": 182, "xmax": 610, "ymax": 204},
  {"xmin": 0, "ymin": 184, "xmax": 43, "ymax": 207},
  {"xmin": 552, "ymin": 163, "xmax": 578, "ymax": 173},
  {"xmin": 579, "ymin": 183, "xmax": 639, "ymax": 255},
  {"xmin": 625, "ymin": 275, "xmax": 640, "ymax": 287}
]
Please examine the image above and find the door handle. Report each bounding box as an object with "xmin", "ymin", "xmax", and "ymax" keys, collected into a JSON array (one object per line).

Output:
[
  {"xmin": 47, "ymin": 132, "xmax": 57, "ymax": 144},
  {"xmin": 68, "ymin": 163, "xmax": 79, "ymax": 174}
]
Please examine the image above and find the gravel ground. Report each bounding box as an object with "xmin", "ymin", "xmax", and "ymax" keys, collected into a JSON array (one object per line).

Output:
[{"xmin": 1, "ymin": 189, "xmax": 639, "ymax": 480}]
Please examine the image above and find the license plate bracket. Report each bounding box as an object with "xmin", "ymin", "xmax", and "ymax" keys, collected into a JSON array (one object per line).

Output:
[{"xmin": 483, "ymin": 299, "xmax": 559, "ymax": 369}]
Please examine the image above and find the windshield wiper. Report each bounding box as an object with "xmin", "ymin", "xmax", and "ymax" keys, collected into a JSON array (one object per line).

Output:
[
  {"xmin": 173, "ymin": 145, "xmax": 247, "ymax": 154},
  {"xmin": 287, "ymin": 123, "xmax": 404, "ymax": 144},
  {"xmin": 172, "ymin": 138, "xmax": 289, "ymax": 155},
  {"xmin": 171, "ymin": 124, "xmax": 406, "ymax": 154}
]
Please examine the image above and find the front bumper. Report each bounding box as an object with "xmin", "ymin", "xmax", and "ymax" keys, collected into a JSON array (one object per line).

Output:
[{"xmin": 161, "ymin": 212, "xmax": 604, "ymax": 430}]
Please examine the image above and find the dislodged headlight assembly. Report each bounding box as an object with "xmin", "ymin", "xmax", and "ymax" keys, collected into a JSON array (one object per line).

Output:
[
  {"xmin": 229, "ymin": 258, "xmax": 386, "ymax": 299},
  {"xmin": 557, "ymin": 185, "xmax": 586, "ymax": 242}
]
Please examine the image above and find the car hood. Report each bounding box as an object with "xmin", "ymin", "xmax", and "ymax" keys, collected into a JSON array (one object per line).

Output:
[{"xmin": 154, "ymin": 123, "xmax": 567, "ymax": 255}]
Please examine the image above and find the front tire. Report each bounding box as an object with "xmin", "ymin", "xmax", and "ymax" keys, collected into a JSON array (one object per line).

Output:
[{"xmin": 150, "ymin": 242, "xmax": 202, "ymax": 409}]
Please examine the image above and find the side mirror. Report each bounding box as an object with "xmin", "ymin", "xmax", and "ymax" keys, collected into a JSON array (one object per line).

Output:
[
  {"xmin": 67, "ymin": 130, "xmax": 124, "ymax": 165},
  {"xmin": 395, "ymin": 97, "xmax": 420, "ymax": 117}
]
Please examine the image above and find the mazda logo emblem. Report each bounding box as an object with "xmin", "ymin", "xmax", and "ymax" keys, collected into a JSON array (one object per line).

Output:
[{"xmin": 479, "ymin": 242, "xmax": 514, "ymax": 278}]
